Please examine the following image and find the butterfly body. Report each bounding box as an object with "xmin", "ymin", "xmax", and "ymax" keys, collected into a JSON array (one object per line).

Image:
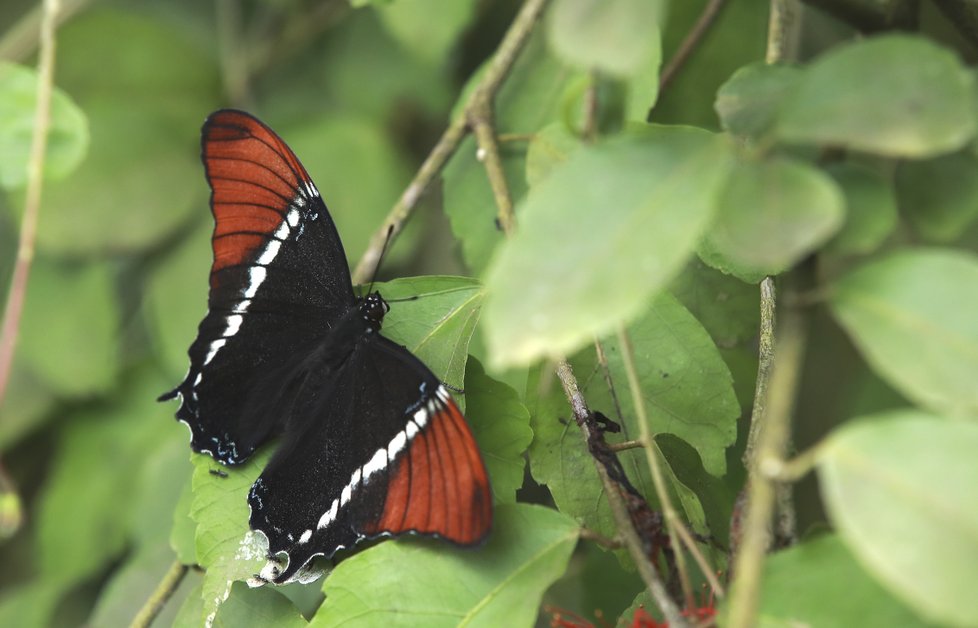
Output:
[{"xmin": 160, "ymin": 110, "xmax": 491, "ymax": 585}]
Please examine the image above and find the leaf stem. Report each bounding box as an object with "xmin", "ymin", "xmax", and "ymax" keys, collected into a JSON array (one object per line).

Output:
[
  {"xmin": 0, "ymin": 0, "xmax": 60, "ymax": 407},
  {"xmin": 131, "ymin": 560, "xmax": 189, "ymax": 628},
  {"xmin": 615, "ymin": 326, "xmax": 694, "ymax": 610},
  {"xmin": 351, "ymin": 0, "xmax": 549, "ymax": 284}
]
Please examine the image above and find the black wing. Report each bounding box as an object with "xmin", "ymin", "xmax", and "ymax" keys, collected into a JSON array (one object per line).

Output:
[
  {"xmin": 160, "ymin": 110, "xmax": 355, "ymax": 464},
  {"xmin": 249, "ymin": 335, "xmax": 492, "ymax": 584}
]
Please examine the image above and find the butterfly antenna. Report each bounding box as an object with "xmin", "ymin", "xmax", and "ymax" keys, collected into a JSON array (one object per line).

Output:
[{"xmin": 365, "ymin": 224, "xmax": 395, "ymax": 296}]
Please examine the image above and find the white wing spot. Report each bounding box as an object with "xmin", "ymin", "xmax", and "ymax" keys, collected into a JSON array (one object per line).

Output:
[
  {"xmin": 242, "ymin": 266, "xmax": 267, "ymax": 300},
  {"xmin": 286, "ymin": 207, "xmax": 300, "ymax": 228},
  {"xmin": 298, "ymin": 529, "xmax": 312, "ymax": 545},
  {"xmin": 387, "ymin": 431, "xmax": 407, "ymax": 462},
  {"xmin": 256, "ymin": 240, "xmax": 281, "ymax": 265}
]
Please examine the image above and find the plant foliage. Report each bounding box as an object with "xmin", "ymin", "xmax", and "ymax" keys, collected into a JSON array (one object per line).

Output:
[{"xmin": 1, "ymin": 0, "xmax": 977, "ymax": 626}]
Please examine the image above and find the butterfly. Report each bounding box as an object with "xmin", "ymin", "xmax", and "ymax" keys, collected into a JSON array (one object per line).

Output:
[{"xmin": 159, "ymin": 110, "xmax": 492, "ymax": 585}]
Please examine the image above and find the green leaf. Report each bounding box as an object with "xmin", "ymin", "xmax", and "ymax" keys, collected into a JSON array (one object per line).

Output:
[
  {"xmin": 624, "ymin": 31, "xmax": 663, "ymax": 122},
  {"xmin": 36, "ymin": 371, "xmax": 177, "ymax": 585},
  {"xmin": 171, "ymin": 480, "xmax": 198, "ymax": 565},
  {"xmin": 527, "ymin": 293, "xmax": 739, "ymax": 544},
  {"xmin": 485, "ymin": 126, "xmax": 734, "ymax": 368},
  {"xmin": 172, "ymin": 574, "xmax": 206, "ymax": 628},
  {"xmin": 547, "ymin": 0, "xmax": 663, "ymax": 77},
  {"xmin": 146, "ymin": 220, "xmax": 211, "ymax": 376},
  {"xmin": 312, "ymin": 504, "xmax": 579, "ymax": 627},
  {"xmin": 748, "ymin": 534, "xmax": 927, "ymax": 627},
  {"xmin": 699, "ymin": 157, "xmax": 845, "ymax": 279},
  {"xmin": 19, "ymin": 257, "xmax": 120, "ymax": 396},
  {"xmin": 374, "ymin": 276, "xmax": 484, "ymax": 399},
  {"xmin": 817, "ymin": 411, "xmax": 978, "ymax": 626},
  {"xmin": 525, "ymin": 122, "xmax": 581, "ymax": 188},
  {"xmin": 0, "ymin": 62, "xmax": 89, "ymax": 189},
  {"xmin": 714, "ymin": 62, "xmax": 801, "ymax": 138},
  {"xmin": 213, "ymin": 582, "xmax": 307, "ymax": 627},
  {"xmin": 23, "ymin": 8, "xmax": 219, "ymax": 255},
  {"xmin": 190, "ymin": 449, "xmax": 271, "ymax": 627},
  {"xmin": 376, "ymin": 0, "xmax": 477, "ymax": 66},
  {"xmin": 653, "ymin": 1, "xmax": 768, "ymax": 129},
  {"xmin": 896, "ymin": 150, "xmax": 978, "ymax": 242},
  {"xmin": 0, "ymin": 358, "xmax": 55, "ymax": 449},
  {"xmin": 444, "ymin": 31, "xmax": 580, "ymax": 275},
  {"xmin": 598, "ymin": 293, "xmax": 739, "ymax": 476},
  {"xmin": 823, "ymin": 162, "xmax": 897, "ymax": 255},
  {"xmin": 669, "ymin": 258, "xmax": 763, "ymax": 411},
  {"xmin": 0, "ymin": 581, "xmax": 65, "ymax": 628},
  {"xmin": 776, "ymin": 35, "xmax": 977, "ymax": 157},
  {"xmin": 828, "ymin": 248, "xmax": 978, "ymax": 418},
  {"xmin": 464, "ymin": 358, "xmax": 533, "ymax": 503},
  {"xmin": 669, "ymin": 259, "xmax": 761, "ymax": 352}
]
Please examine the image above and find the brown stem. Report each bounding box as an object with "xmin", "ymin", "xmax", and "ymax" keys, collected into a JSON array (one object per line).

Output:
[
  {"xmin": 579, "ymin": 527, "xmax": 624, "ymax": 550},
  {"xmin": 351, "ymin": 0, "xmax": 550, "ymax": 284},
  {"xmin": 0, "ymin": 0, "xmax": 60, "ymax": 407},
  {"xmin": 470, "ymin": 110, "xmax": 517, "ymax": 235},
  {"xmin": 657, "ymin": 0, "xmax": 732, "ymax": 98},
  {"xmin": 555, "ymin": 361, "xmax": 688, "ymax": 627}
]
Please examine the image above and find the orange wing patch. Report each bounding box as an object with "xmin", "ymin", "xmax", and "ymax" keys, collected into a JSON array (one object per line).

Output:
[
  {"xmin": 201, "ymin": 111, "xmax": 316, "ymax": 280},
  {"xmin": 369, "ymin": 397, "xmax": 492, "ymax": 546}
]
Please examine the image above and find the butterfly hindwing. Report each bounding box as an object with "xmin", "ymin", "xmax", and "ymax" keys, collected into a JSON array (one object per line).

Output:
[{"xmin": 250, "ymin": 335, "xmax": 492, "ymax": 585}]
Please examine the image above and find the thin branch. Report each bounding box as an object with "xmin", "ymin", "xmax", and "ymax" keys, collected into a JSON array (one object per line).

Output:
[
  {"xmin": 765, "ymin": 443, "xmax": 820, "ymax": 483},
  {"xmin": 657, "ymin": 0, "xmax": 731, "ymax": 96},
  {"xmin": 555, "ymin": 361, "xmax": 688, "ymax": 628},
  {"xmin": 470, "ymin": 110, "xmax": 517, "ymax": 235},
  {"xmin": 608, "ymin": 439, "xmax": 644, "ymax": 452},
  {"xmin": 0, "ymin": 0, "xmax": 87, "ymax": 62},
  {"xmin": 725, "ymin": 292, "xmax": 808, "ymax": 628},
  {"xmin": 131, "ymin": 560, "xmax": 189, "ymax": 628},
  {"xmin": 0, "ymin": 0, "xmax": 60, "ymax": 407},
  {"xmin": 353, "ymin": 118, "xmax": 468, "ymax": 284},
  {"xmin": 743, "ymin": 277, "xmax": 776, "ymax": 467},
  {"xmin": 497, "ymin": 132, "xmax": 535, "ymax": 143},
  {"xmin": 766, "ymin": 0, "xmax": 803, "ymax": 64},
  {"xmin": 351, "ymin": 0, "xmax": 549, "ymax": 284},
  {"xmin": 593, "ymin": 339, "xmax": 627, "ymax": 427},
  {"xmin": 671, "ymin": 521, "xmax": 725, "ymax": 599},
  {"xmin": 579, "ymin": 527, "xmax": 624, "ymax": 550},
  {"xmin": 616, "ymin": 326, "xmax": 694, "ymax": 609}
]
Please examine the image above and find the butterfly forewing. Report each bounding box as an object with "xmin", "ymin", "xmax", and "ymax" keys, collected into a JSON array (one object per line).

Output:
[{"xmin": 161, "ymin": 110, "xmax": 492, "ymax": 585}]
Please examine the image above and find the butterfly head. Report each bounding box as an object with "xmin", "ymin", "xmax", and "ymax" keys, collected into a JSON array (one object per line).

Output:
[{"xmin": 360, "ymin": 292, "xmax": 389, "ymax": 332}]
